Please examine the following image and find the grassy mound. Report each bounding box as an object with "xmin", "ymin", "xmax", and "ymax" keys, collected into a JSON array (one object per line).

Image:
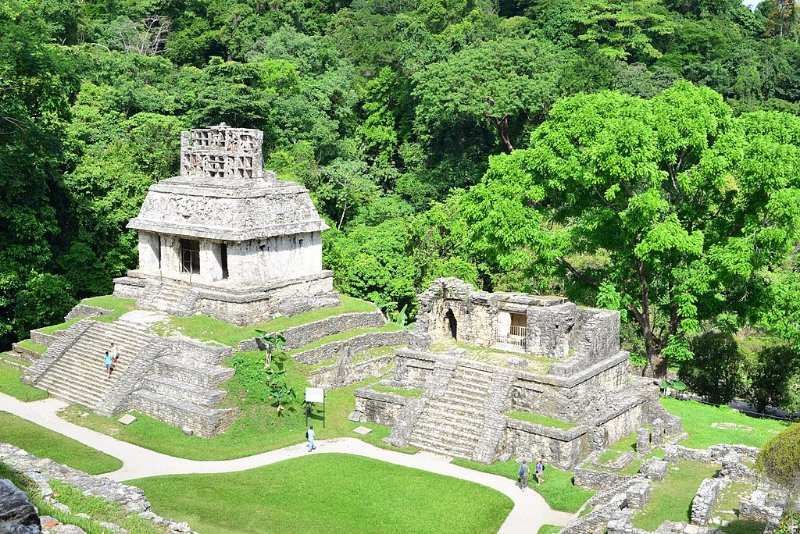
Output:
[
  {"xmin": 0, "ymin": 412, "xmax": 122, "ymax": 474},
  {"xmin": 131, "ymin": 454, "xmax": 513, "ymax": 534}
]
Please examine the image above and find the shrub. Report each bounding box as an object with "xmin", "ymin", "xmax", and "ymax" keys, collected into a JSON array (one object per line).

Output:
[
  {"xmin": 679, "ymin": 331, "xmax": 747, "ymax": 404},
  {"xmin": 756, "ymin": 424, "xmax": 800, "ymax": 492}
]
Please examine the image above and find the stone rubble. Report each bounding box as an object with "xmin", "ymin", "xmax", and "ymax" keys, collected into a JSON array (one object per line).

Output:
[{"xmin": 0, "ymin": 444, "xmax": 196, "ymax": 534}]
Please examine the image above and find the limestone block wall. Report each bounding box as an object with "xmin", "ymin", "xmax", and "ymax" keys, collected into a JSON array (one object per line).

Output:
[
  {"xmin": 392, "ymin": 350, "xmax": 435, "ymax": 390},
  {"xmin": 692, "ymin": 478, "xmax": 727, "ymax": 525},
  {"xmin": 353, "ymin": 388, "xmax": 408, "ymax": 425},
  {"xmin": 571, "ymin": 308, "xmax": 621, "ymax": 364},
  {"xmin": 308, "ymin": 354, "xmax": 395, "ymax": 388},
  {"xmin": 137, "ymin": 231, "xmax": 161, "ymax": 273},
  {"xmin": 498, "ymin": 418, "xmax": 589, "ymax": 469},
  {"xmin": 237, "ymin": 310, "xmax": 386, "ymax": 352},
  {"xmin": 293, "ymin": 330, "xmax": 409, "ymax": 365},
  {"xmin": 193, "ymin": 273, "xmax": 338, "ymax": 326},
  {"xmin": 526, "ymin": 302, "xmax": 576, "ymax": 358},
  {"xmin": 64, "ymin": 304, "xmax": 113, "ymax": 321},
  {"xmin": 199, "ymin": 240, "xmax": 224, "ymax": 282},
  {"xmin": 227, "ymin": 232, "xmax": 322, "ymax": 285}
]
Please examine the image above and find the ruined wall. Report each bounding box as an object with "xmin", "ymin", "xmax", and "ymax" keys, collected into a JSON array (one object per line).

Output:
[
  {"xmin": 526, "ymin": 302, "xmax": 576, "ymax": 358},
  {"xmin": 227, "ymin": 231, "xmax": 322, "ymax": 284},
  {"xmin": 353, "ymin": 389, "xmax": 408, "ymax": 425},
  {"xmin": 498, "ymin": 418, "xmax": 589, "ymax": 469}
]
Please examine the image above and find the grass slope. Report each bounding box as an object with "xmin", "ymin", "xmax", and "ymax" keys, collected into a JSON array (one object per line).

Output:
[
  {"xmin": 0, "ymin": 412, "xmax": 122, "ymax": 474},
  {"xmin": 158, "ymin": 295, "xmax": 377, "ymax": 346},
  {"xmin": 450, "ymin": 457, "xmax": 593, "ymax": 513},
  {"xmin": 632, "ymin": 460, "xmax": 719, "ymax": 530},
  {"xmin": 506, "ymin": 410, "xmax": 577, "ymax": 430},
  {"xmin": 0, "ymin": 365, "xmax": 48, "ymax": 401},
  {"xmin": 60, "ymin": 353, "xmax": 417, "ymax": 459},
  {"xmin": 660, "ymin": 398, "xmax": 788, "ymax": 449},
  {"xmin": 132, "ymin": 454, "xmax": 513, "ymax": 534}
]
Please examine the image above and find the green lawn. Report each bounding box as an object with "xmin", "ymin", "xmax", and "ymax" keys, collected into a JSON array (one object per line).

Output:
[
  {"xmin": 0, "ymin": 412, "xmax": 122, "ymax": 474},
  {"xmin": 506, "ymin": 410, "xmax": 577, "ymax": 430},
  {"xmin": 538, "ymin": 526, "xmax": 562, "ymax": 534},
  {"xmin": 157, "ymin": 295, "xmax": 377, "ymax": 346},
  {"xmin": 131, "ymin": 454, "xmax": 513, "ymax": 534},
  {"xmin": 0, "ymin": 365, "xmax": 48, "ymax": 401},
  {"xmin": 632, "ymin": 460, "xmax": 720, "ymax": 530},
  {"xmin": 610, "ymin": 431, "xmax": 638, "ymax": 452},
  {"xmin": 450, "ymin": 457, "xmax": 593, "ymax": 513},
  {"xmin": 660, "ymin": 398, "xmax": 789, "ymax": 449},
  {"xmin": 59, "ymin": 352, "xmax": 416, "ymax": 459}
]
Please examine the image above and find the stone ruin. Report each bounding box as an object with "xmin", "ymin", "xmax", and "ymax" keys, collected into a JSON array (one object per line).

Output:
[
  {"xmin": 113, "ymin": 123, "xmax": 339, "ymax": 325},
  {"xmin": 351, "ymin": 278, "xmax": 673, "ymax": 468}
]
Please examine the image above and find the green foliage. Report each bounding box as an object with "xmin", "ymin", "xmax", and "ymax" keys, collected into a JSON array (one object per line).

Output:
[
  {"xmin": 744, "ymin": 343, "xmax": 800, "ymax": 414},
  {"xmin": 679, "ymin": 331, "xmax": 748, "ymax": 404},
  {"xmin": 756, "ymin": 423, "xmax": 800, "ymax": 491},
  {"xmin": 12, "ymin": 274, "xmax": 76, "ymax": 339},
  {"xmin": 460, "ymin": 82, "xmax": 800, "ymax": 376}
]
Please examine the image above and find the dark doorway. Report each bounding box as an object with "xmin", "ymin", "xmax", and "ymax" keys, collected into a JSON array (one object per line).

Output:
[
  {"xmin": 221, "ymin": 243, "xmax": 228, "ymax": 279},
  {"xmin": 445, "ymin": 309, "xmax": 457, "ymax": 339},
  {"xmin": 180, "ymin": 239, "xmax": 200, "ymax": 274}
]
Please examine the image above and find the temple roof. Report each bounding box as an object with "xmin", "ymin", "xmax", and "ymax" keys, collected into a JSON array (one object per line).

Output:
[{"xmin": 127, "ymin": 125, "xmax": 329, "ymax": 241}]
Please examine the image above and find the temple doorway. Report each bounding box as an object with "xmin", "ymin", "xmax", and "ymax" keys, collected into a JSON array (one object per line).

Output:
[{"xmin": 445, "ymin": 309, "xmax": 457, "ymax": 340}]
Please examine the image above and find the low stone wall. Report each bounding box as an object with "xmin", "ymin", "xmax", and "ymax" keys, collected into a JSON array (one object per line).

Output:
[
  {"xmin": 574, "ymin": 464, "xmax": 635, "ymax": 491},
  {"xmin": 499, "ymin": 418, "xmax": 588, "ymax": 470},
  {"xmin": 293, "ymin": 330, "xmax": 409, "ymax": 365},
  {"xmin": 739, "ymin": 482, "xmax": 788, "ymax": 527},
  {"xmin": 640, "ymin": 458, "xmax": 667, "ymax": 481},
  {"xmin": 29, "ymin": 329, "xmax": 61, "ymax": 348},
  {"xmin": 692, "ymin": 478, "xmax": 727, "ymax": 525},
  {"xmin": 308, "ymin": 354, "xmax": 395, "ymax": 388},
  {"xmin": 10, "ymin": 343, "xmax": 40, "ymax": 364},
  {"xmin": 665, "ymin": 444, "xmax": 759, "ymax": 465},
  {"xmin": 0, "ymin": 443, "xmax": 195, "ymax": 532},
  {"xmin": 562, "ymin": 493, "xmax": 629, "ymax": 534},
  {"xmin": 351, "ymin": 388, "xmax": 408, "ymax": 426},
  {"xmin": 64, "ymin": 304, "xmax": 113, "ymax": 321},
  {"xmin": 130, "ymin": 390, "xmax": 238, "ymax": 438},
  {"xmin": 237, "ymin": 311, "xmax": 386, "ymax": 352}
]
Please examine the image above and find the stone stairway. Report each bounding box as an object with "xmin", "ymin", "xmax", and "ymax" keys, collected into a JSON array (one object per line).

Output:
[
  {"xmin": 407, "ymin": 365, "xmax": 494, "ymax": 458},
  {"xmin": 139, "ymin": 281, "xmax": 197, "ymax": 317},
  {"xmin": 30, "ymin": 321, "xmax": 153, "ymax": 410}
]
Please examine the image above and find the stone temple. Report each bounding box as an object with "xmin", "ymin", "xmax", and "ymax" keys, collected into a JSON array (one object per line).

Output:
[
  {"xmin": 351, "ymin": 278, "xmax": 675, "ymax": 469},
  {"xmin": 113, "ymin": 124, "xmax": 339, "ymax": 325}
]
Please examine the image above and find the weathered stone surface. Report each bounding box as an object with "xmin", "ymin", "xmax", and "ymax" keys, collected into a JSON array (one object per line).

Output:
[
  {"xmin": 293, "ymin": 330, "xmax": 409, "ymax": 365},
  {"xmin": 0, "ymin": 444, "xmax": 197, "ymax": 534},
  {"xmin": 626, "ymin": 481, "xmax": 651, "ymax": 509},
  {"xmin": 641, "ymin": 459, "xmax": 668, "ymax": 482},
  {"xmin": 739, "ymin": 482, "xmax": 787, "ymax": 526},
  {"xmin": 0, "ymin": 479, "xmax": 41, "ymax": 534},
  {"xmin": 691, "ymin": 478, "xmax": 727, "ymax": 525},
  {"xmin": 237, "ymin": 310, "xmax": 386, "ymax": 352}
]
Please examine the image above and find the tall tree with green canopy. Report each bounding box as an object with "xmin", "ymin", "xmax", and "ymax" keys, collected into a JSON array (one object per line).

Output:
[{"xmin": 460, "ymin": 82, "xmax": 800, "ymax": 376}]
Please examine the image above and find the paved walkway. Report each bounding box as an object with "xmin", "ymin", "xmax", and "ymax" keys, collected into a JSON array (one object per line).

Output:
[{"xmin": 0, "ymin": 393, "xmax": 575, "ymax": 533}]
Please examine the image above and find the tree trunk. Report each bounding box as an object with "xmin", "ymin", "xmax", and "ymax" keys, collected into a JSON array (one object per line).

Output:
[{"xmin": 485, "ymin": 112, "xmax": 513, "ymax": 154}]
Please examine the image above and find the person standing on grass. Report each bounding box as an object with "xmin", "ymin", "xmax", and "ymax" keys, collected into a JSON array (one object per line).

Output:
[
  {"xmin": 306, "ymin": 425, "xmax": 316, "ymax": 452},
  {"xmin": 104, "ymin": 351, "xmax": 113, "ymax": 378},
  {"xmin": 535, "ymin": 459, "xmax": 545, "ymax": 485},
  {"xmin": 518, "ymin": 460, "xmax": 529, "ymax": 490}
]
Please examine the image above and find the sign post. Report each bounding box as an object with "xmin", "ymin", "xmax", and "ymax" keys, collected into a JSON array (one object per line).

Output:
[{"xmin": 305, "ymin": 387, "xmax": 325, "ymax": 428}]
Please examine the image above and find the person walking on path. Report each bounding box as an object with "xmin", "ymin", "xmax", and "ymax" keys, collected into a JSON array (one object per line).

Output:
[
  {"xmin": 518, "ymin": 460, "xmax": 529, "ymax": 490},
  {"xmin": 110, "ymin": 343, "xmax": 119, "ymax": 365},
  {"xmin": 104, "ymin": 351, "xmax": 113, "ymax": 378},
  {"xmin": 535, "ymin": 459, "xmax": 545, "ymax": 485},
  {"xmin": 306, "ymin": 426, "xmax": 316, "ymax": 452}
]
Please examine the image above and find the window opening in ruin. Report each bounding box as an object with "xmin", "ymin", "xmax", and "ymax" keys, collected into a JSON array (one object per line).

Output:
[
  {"xmin": 221, "ymin": 243, "xmax": 228, "ymax": 279},
  {"xmin": 508, "ymin": 312, "xmax": 528, "ymax": 349},
  {"xmin": 156, "ymin": 236, "xmax": 162, "ymax": 270},
  {"xmin": 180, "ymin": 239, "xmax": 200, "ymax": 274},
  {"xmin": 445, "ymin": 309, "xmax": 458, "ymax": 340}
]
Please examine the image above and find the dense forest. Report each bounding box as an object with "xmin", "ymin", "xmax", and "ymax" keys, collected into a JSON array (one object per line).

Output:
[{"xmin": 3, "ymin": 0, "xmax": 800, "ymax": 408}]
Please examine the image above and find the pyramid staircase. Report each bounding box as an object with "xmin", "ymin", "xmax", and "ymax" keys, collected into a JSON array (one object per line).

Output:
[
  {"xmin": 407, "ymin": 365, "xmax": 495, "ymax": 458},
  {"xmin": 29, "ymin": 321, "xmax": 153, "ymax": 410},
  {"xmin": 138, "ymin": 280, "xmax": 197, "ymax": 317}
]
